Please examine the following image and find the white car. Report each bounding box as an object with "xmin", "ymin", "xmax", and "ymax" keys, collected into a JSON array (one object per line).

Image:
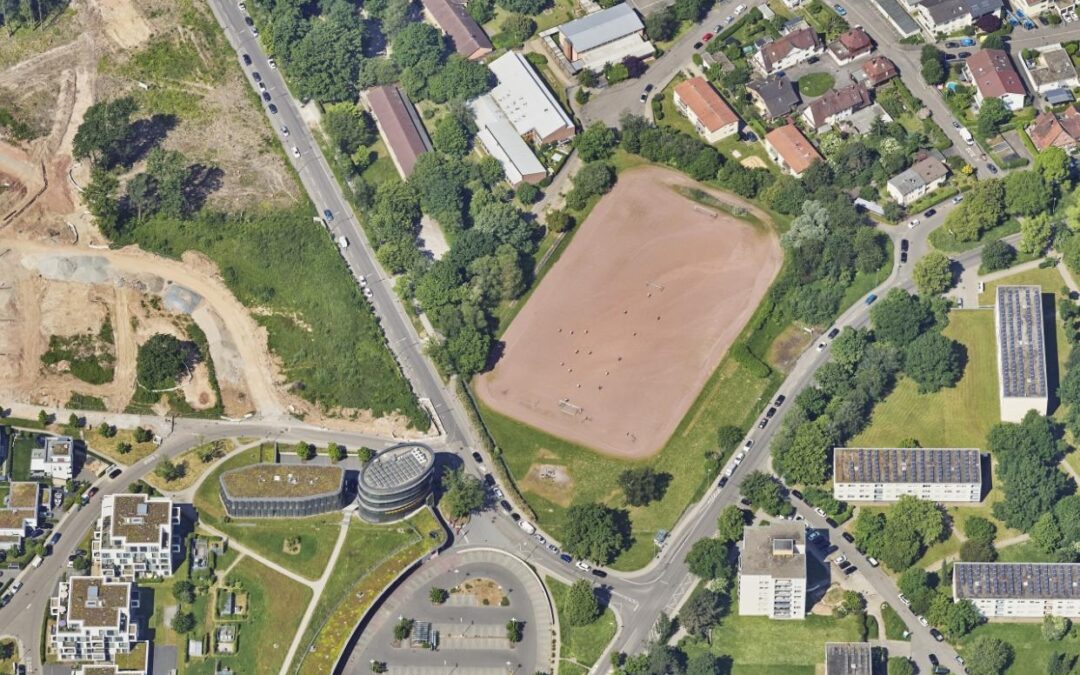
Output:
[
  {"xmin": 363, "ymin": 288, "xmax": 374, "ymax": 299},
  {"xmin": 816, "ymin": 342, "xmax": 826, "ymax": 351},
  {"xmin": 814, "ymin": 507, "xmax": 827, "ymax": 517},
  {"xmin": 918, "ymin": 616, "xmax": 929, "ymax": 627},
  {"xmin": 575, "ymin": 560, "xmax": 592, "ymax": 572},
  {"xmin": 898, "ymin": 593, "xmax": 911, "ymax": 606},
  {"xmin": 867, "ymin": 556, "xmax": 879, "ymax": 567},
  {"xmin": 907, "ymin": 218, "xmax": 920, "ymax": 229},
  {"xmin": 292, "ymin": 146, "xmax": 300, "ymax": 158},
  {"xmin": 238, "ymin": 0, "xmax": 246, "ymax": 9},
  {"xmin": 337, "ymin": 236, "xmax": 349, "ymax": 249},
  {"xmin": 734, "ymin": 3, "xmax": 745, "ymax": 13},
  {"xmin": 519, "ymin": 519, "xmax": 537, "ymax": 535},
  {"xmin": 358, "ymin": 275, "xmax": 368, "ymax": 287},
  {"xmin": 258, "ymin": 81, "xmax": 266, "ymax": 92},
  {"xmin": 833, "ymin": 555, "xmax": 847, "ymax": 565},
  {"xmin": 281, "ymin": 125, "xmax": 289, "ymax": 136},
  {"xmin": 267, "ymin": 57, "xmax": 277, "ymax": 69},
  {"xmin": 735, "ymin": 451, "xmax": 746, "ymax": 461}
]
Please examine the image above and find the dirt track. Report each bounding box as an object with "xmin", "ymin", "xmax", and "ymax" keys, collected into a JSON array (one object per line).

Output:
[{"xmin": 475, "ymin": 167, "xmax": 783, "ymax": 459}]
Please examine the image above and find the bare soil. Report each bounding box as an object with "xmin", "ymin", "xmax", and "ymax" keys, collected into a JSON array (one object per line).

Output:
[
  {"xmin": 518, "ymin": 463, "xmax": 574, "ymax": 508},
  {"xmin": 452, "ymin": 578, "xmax": 507, "ymax": 606},
  {"xmin": 475, "ymin": 167, "xmax": 783, "ymax": 459}
]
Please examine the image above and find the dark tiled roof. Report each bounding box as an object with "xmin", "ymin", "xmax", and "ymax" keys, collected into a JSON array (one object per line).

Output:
[
  {"xmin": 421, "ymin": 0, "xmax": 492, "ymax": 57},
  {"xmin": 833, "ymin": 448, "xmax": 981, "ymax": 484},
  {"xmin": 955, "ymin": 563, "xmax": 1080, "ymax": 600}
]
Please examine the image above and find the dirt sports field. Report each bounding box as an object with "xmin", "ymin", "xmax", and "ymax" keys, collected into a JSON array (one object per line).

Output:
[{"xmin": 475, "ymin": 167, "xmax": 782, "ymax": 459}]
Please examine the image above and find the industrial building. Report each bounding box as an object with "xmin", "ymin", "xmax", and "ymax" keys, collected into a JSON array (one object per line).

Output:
[
  {"xmin": 363, "ymin": 85, "xmax": 433, "ymax": 179},
  {"xmin": 357, "ymin": 443, "xmax": 435, "ymax": 523},
  {"xmin": 554, "ymin": 3, "xmax": 654, "ymax": 73},
  {"xmin": 954, "ymin": 563, "xmax": 1080, "ymax": 618},
  {"xmin": 94, "ymin": 493, "xmax": 179, "ymax": 580},
  {"xmin": 219, "ymin": 464, "xmax": 346, "ymax": 518},
  {"xmin": 49, "ymin": 576, "xmax": 146, "ymax": 666},
  {"xmin": 833, "ymin": 448, "xmax": 982, "ymax": 503},
  {"xmin": 995, "ymin": 285, "xmax": 1049, "ymax": 422},
  {"xmin": 738, "ymin": 523, "xmax": 807, "ymax": 620},
  {"xmin": 825, "ymin": 643, "xmax": 873, "ymax": 675}
]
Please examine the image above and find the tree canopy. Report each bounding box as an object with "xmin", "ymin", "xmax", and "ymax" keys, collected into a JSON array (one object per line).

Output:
[{"xmin": 562, "ymin": 503, "xmax": 631, "ymax": 564}]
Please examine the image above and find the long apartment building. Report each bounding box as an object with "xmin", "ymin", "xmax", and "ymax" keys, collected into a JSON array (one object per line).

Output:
[
  {"xmin": 93, "ymin": 493, "xmax": 178, "ymax": 580},
  {"xmin": 50, "ymin": 576, "xmax": 144, "ymax": 665},
  {"xmin": 0, "ymin": 482, "xmax": 41, "ymax": 551},
  {"xmin": 954, "ymin": 562, "xmax": 1080, "ymax": 618},
  {"xmin": 738, "ymin": 523, "xmax": 807, "ymax": 619},
  {"xmin": 996, "ymin": 285, "xmax": 1048, "ymax": 422},
  {"xmin": 832, "ymin": 448, "xmax": 982, "ymax": 503}
]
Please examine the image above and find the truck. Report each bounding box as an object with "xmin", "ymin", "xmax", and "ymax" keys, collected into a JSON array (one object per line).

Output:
[
  {"xmin": 959, "ymin": 128, "xmax": 974, "ymax": 145},
  {"xmin": 29, "ymin": 556, "xmax": 43, "ymax": 569}
]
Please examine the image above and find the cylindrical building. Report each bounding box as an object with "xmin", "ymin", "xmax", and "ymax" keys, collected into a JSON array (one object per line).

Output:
[{"xmin": 356, "ymin": 443, "xmax": 435, "ymax": 523}]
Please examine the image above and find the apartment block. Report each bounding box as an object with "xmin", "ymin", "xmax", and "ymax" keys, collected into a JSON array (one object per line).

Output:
[
  {"xmin": 93, "ymin": 493, "xmax": 178, "ymax": 580},
  {"xmin": 738, "ymin": 523, "xmax": 807, "ymax": 619}
]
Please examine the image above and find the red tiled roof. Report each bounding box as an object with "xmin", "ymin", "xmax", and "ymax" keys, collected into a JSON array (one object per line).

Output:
[
  {"xmin": 765, "ymin": 123, "xmax": 822, "ymax": 174},
  {"xmin": 862, "ymin": 55, "xmax": 898, "ymax": 85},
  {"xmin": 965, "ymin": 49, "xmax": 1026, "ymax": 98},
  {"xmin": 421, "ymin": 0, "xmax": 492, "ymax": 58},
  {"xmin": 1029, "ymin": 107, "xmax": 1080, "ymax": 151},
  {"xmin": 674, "ymin": 77, "xmax": 739, "ymax": 132},
  {"xmin": 760, "ymin": 27, "xmax": 821, "ymax": 71}
]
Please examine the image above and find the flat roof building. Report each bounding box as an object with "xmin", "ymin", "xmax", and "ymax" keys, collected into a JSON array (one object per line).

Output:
[
  {"xmin": 739, "ymin": 523, "xmax": 807, "ymax": 620},
  {"xmin": 94, "ymin": 493, "xmax": 178, "ymax": 580},
  {"xmin": 825, "ymin": 643, "xmax": 873, "ymax": 675},
  {"xmin": 487, "ymin": 51, "xmax": 575, "ymax": 146},
  {"xmin": 0, "ymin": 481, "xmax": 41, "ymax": 551},
  {"xmin": 555, "ymin": 4, "xmax": 654, "ymax": 72},
  {"xmin": 471, "ymin": 95, "xmax": 548, "ymax": 186},
  {"xmin": 996, "ymin": 285, "xmax": 1049, "ymax": 422},
  {"xmin": 673, "ymin": 76, "xmax": 741, "ymax": 143},
  {"xmin": 421, "ymin": 0, "xmax": 492, "ymax": 60},
  {"xmin": 833, "ymin": 448, "xmax": 982, "ymax": 503},
  {"xmin": 363, "ymin": 85, "xmax": 433, "ymax": 179},
  {"xmin": 220, "ymin": 464, "xmax": 346, "ymax": 518},
  {"xmin": 49, "ymin": 576, "xmax": 143, "ymax": 664},
  {"xmin": 32, "ymin": 435, "xmax": 75, "ymax": 481},
  {"xmin": 1020, "ymin": 44, "xmax": 1080, "ymax": 94},
  {"xmin": 954, "ymin": 562, "xmax": 1080, "ymax": 618},
  {"xmin": 357, "ymin": 443, "xmax": 435, "ymax": 523}
]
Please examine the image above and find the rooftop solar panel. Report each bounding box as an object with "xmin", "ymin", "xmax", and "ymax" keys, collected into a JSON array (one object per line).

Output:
[
  {"xmin": 955, "ymin": 563, "xmax": 1080, "ymax": 600},
  {"xmin": 997, "ymin": 286, "xmax": 1048, "ymax": 399},
  {"xmin": 833, "ymin": 448, "xmax": 982, "ymax": 485}
]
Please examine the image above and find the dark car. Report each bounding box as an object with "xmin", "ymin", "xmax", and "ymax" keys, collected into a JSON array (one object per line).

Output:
[
  {"xmin": 471, "ymin": 451, "xmax": 483, "ymax": 463},
  {"xmin": 826, "ymin": 517, "xmax": 839, "ymax": 528},
  {"xmin": 252, "ymin": 71, "xmax": 262, "ymax": 82},
  {"xmin": 945, "ymin": 41, "xmax": 958, "ymax": 48},
  {"xmin": 986, "ymin": 163, "xmax": 999, "ymax": 174},
  {"xmin": 87, "ymin": 487, "xmax": 99, "ymax": 498},
  {"xmin": 929, "ymin": 654, "xmax": 940, "ymax": 667},
  {"xmin": 740, "ymin": 497, "xmax": 752, "ymax": 507},
  {"xmin": 268, "ymin": 103, "xmax": 278, "ymax": 114},
  {"xmin": 930, "ymin": 628, "xmax": 944, "ymax": 642},
  {"xmin": 842, "ymin": 565, "xmax": 857, "ymax": 575},
  {"xmin": 323, "ymin": 209, "xmax": 334, "ymax": 221},
  {"xmin": 242, "ymin": 53, "xmax": 252, "ymax": 66},
  {"xmin": 560, "ymin": 553, "xmax": 573, "ymax": 563},
  {"xmin": 837, "ymin": 560, "xmax": 852, "ymax": 570},
  {"xmin": 591, "ymin": 569, "xmax": 608, "ymax": 578},
  {"xmin": 841, "ymin": 532, "xmax": 855, "ymax": 543},
  {"xmin": 827, "ymin": 327, "xmax": 840, "ymax": 339},
  {"xmin": 957, "ymin": 51, "xmax": 971, "ymax": 58},
  {"xmin": 510, "ymin": 512, "xmax": 521, "ymax": 522},
  {"xmin": 791, "ymin": 489, "xmax": 803, "ymax": 500},
  {"xmin": 30, "ymin": 529, "xmax": 44, "ymax": 539},
  {"xmin": 261, "ymin": 91, "xmax": 271, "ymax": 102},
  {"xmin": 923, "ymin": 208, "xmax": 936, "ymax": 217},
  {"xmin": 49, "ymin": 532, "xmax": 61, "ymax": 546},
  {"xmin": 108, "ymin": 467, "xmax": 122, "ymax": 479},
  {"xmin": 774, "ymin": 394, "xmax": 786, "ymax": 406},
  {"xmin": 244, "ymin": 15, "xmax": 254, "ymax": 25},
  {"xmin": 499, "ymin": 500, "xmax": 512, "ymax": 513},
  {"xmin": 484, "ymin": 473, "xmax": 495, "ymax": 487},
  {"xmin": 765, "ymin": 407, "xmax": 777, "ymax": 418},
  {"xmin": 757, "ymin": 418, "xmax": 768, "ymax": 429},
  {"xmin": 717, "ymin": 476, "xmax": 729, "ymax": 489},
  {"xmin": 900, "ymin": 251, "xmax": 908, "ymax": 264},
  {"xmin": 693, "ymin": 41, "xmax": 703, "ymax": 49},
  {"xmin": 900, "ymin": 238, "xmax": 909, "ymax": 251}
]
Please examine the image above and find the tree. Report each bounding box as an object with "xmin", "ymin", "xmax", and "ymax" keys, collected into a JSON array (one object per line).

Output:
[
  {"xmin": 623, "ymin": 55, "xmax": 647, "ymax": 78},
  {"xmin": 1006, "ymin": 171, "xmax": 1051, "ymax": 217},
  {"xmin": 499, "ymin": 12, "xmax": 536, "ymax": 44},
  {"xmin": 394, "ymin": 617, "xmax": 414, "ymax": 641},
  {"xmin": 0, "ymin": 642, "xmax": 13, "ymax": 661},
  {"xmin": 1032, "ymin": 512, "xmax": 1064, "ymax": 553},
  {"xmin": 83, "ymin": 166, "xmax": 121, "ymax": 236},
  {"xmin": 577, "ymin": 68, "xmax": 599, "ymax": 88},
  {"xmin": 575, "ymin": 123, "xmax": 617, "ymax": 162},
  {"xmin": 137, "ymin": 333, "xmax": 188, "ymax": 389},
  {"xmin": 327, "ymin": 442, "xmax": 346, "ymax": 462},
  {"xmin": 295, "ymin": 442, "xmax": 315, "ymax": 461},
  {"xmin": 618, "ymin": 467, "xmax": 669, "ymax": 506},
  {"xmin": 603, "ymin": 61, "xmax": 630, "ymax": 84},
  {"xmin": 1048, "ymin": 652, "xmax": 1076, "ymax": 675},
  {"xmin": 545, "ymin": 209, "xmax": 574, "ymax": 233},
  {"xmin": 37, "ymin": 409, "xmax": 49, "ymax": 426},
  {"xmin": 904, "ymin": 331, "xmax": 963, "ymax": 393},
  {"xmin": 155, "ymin": 459, "xmax": 185, "ymax": 482},
  {"xmin": 964, "ymin": 516, "xmax": 997, "ymax": 543},
  {"xmin": 1036, "ymin": 146, "xmax": 1071, "ymax": 186},
  {"xmin": 981, "ymin": 239, "xmax": 1017, "ymax": 272},
  {"xmin": 324, "ymin": 102, "xmax": 375, "ymax": 156},
  {"xmin": 426, "ymin": 55, "xmax": 494, "ymax": 103},
  {"xmin": 135, "ymin": 427, "xmax": 153, "ymax": 443},
  {"xmin": 173, "ymin": 580, "xmax": 196, "ymax": 604},
  {"xmin": 774, "ymin": 418, "xmax": 831, "ymax": 486},
  {"xmin": 117, "ymin": 442, "xmax": 132, "ymax": 456},
  {"xmin": 391, "ymin": 22, "xmax": 445, "ymax": 71},
  {"xmin": 146, "ymin": 147, "xmax": 190, "ymax": 219},
  {"xmin": 977, "ymin": 98, "xmax": 1011, "ymax": 137},
  {"xmin": 506, "ymin": 619, "xmax": 523, "ymax": 643},
  {"xmin": 716, "ymin": 425, "xmax": 742, "ymax": 453},
  {"xmin": 440, "ymin": 468, "xmax": 486, "ymax": 518},
  {"xmin": 1020, "ymin": 213, "xmax": 1054, "ymax": 256},
  {"xmin": 888, "ymin": 657, "xmax": 915, "ymax": 675},
  {"xmin": 73, "ymin": 96, "xmax": 138, "ymax": 167},
  {"xmin": 496, "ymin": 0, "xmax": 548, "ymax": 14},
  {"xmin": 644, "ymin": 6, "xmax": 678, "ymax": 41},
  {"xmin": 831, "ymin": 327, "xmax": 872, "ymax": 370},
  {"xmin": 960, "ymin": 537, "xmax": 997, "ymax": 561},
  {"xmin": 716, "ymin": 505, "xmax": 746, "ymax": 545},
  {"xmin": 686, "ymin": 652, "xmax": 723, "ymax": 675},
  {"xmin": 125, "ymin": 172, "xmax": 159, "ymax": 223},
  {"xmin": 891, "ymin": 495, "xmax": 946, "ymax": 546},
  {"xmin": 565, "ymin": 161, "xmax": 615, "ymax": 210},
  {"xmin": 678, "ymin": 589, "xmax": 726, "ymax": 638},
  {"xmin": 562, "ymin": 503, "xmax": 631, "ymax": 564},
  {"xmin": 565, "ymin": 579, "xmax": 600, "ymax": 626},
  {"xmin": 1043, "ymin": 614, "xmax": 1071, "ymax": 641},
  {"xmin": 834, "ymin": 590, "xmax": 865, "ymax": 618},
  {"xmin": 430, "ymin": 587, "xmax": 449, "ymax": 604},
  {"xmin": 937, "ymin": 598, "xmax": 982, "ymax": 638},
  {"xmin": 516, "ymin": 182, "xmax": 540, "ymax": 205},
  {"xmin": 920, "ymin": 46, "xmax": 946, "ymax": 85},
  {"xmin": 913, "ymin": 251, "xmax": 953, "ymax": 296},
  {"xmin": 98, "ymin": 422, "xmax": 117, "ymax": 438},
  {"xmin": 685, "ymin": 538, "xmax": 732, "ymax": 581},
  {"xmin": 738, "ymin": 471, "xmax": 792, "ymax": 517},
  {"xmin": 171, "ymin": 611, "xmax": 196, "ymax": 633},
  {"xmin": 964, "ymin": 636, "xmax": 1013, "ymax": 675},
  {"xmin": 358, "ymin": 446, "xmax": 376, "ymax": 463}
]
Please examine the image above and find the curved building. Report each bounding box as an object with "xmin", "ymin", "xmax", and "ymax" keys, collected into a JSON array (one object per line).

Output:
[
  {"xmin": 357, "ymin": 443, "xmax": 435, "ymax": 523},
  {"xmin": 219, "ymin": 464, "xmax": 345, "ymax": 518}
]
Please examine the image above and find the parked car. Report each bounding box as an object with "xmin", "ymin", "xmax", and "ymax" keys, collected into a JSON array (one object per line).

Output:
[
  {"xmin": 472, "ymin": 451, "xmax": 484, "ymax": 463},
  {"xmin": 261, "ymin": 91, "xmax": 271, "ymax": 102},
  {"xmin": 242, "ymin": 53, "xmax": 252, "ymax": 66},
  {"xmin": 900, "ymin": 251, "xmax": 908, "ymax": 264},
  {"xmin": 87, "ymin": 487, "xmax": 99, "ymax": 498},
  {"xmin": 499, "ymin": 500, "xmax": 512, "ymax": 513},
  {"xmin": 833, "ymin": 555, "xmax": 847, "ymax": 565},
  {"xmin": 639, "ymin": 84, "xmax": 653, "ymax": 103},
  {"xmin": 898, "ymin": 593, "xmax": 911, "ymax": 606},
  {"xmin": 866, "ymin": 556, "xmax": 879, "ymax": 567},
  {"xmin": 244, "ymin": 15, "xmax": 253, "ymax": 25},
  {"xmin": 832, "ymin": 3, "xmax": 846, "ymax": 15},
  {"xmin": 986, "ymin": 163, "xmax": 999, "ymax": 174},
  {"xmin": 591, "ymin": 569, "xmax": 607, "ymax": 578},
  {"xmin": 900, "ymin": 238, "xmax": 909, "ymax": 251},
  {"xmin": 291, "ymin": 146, "xmax": 300, "ymax": 158},
  {"xmin": 791, "ymin": 489, "xmax": 803, "ymax": 500},
  {"xmin": 267, "ymin": 57, "xmax": 277, "ymax": 69},
  {"xmin": 576, "ymin": 560, "xmax": 592, "ymax": 572},
  {"xmin": 814, "ymin": 507, "xmax": 826, "ymax": 517},
  {"xmin": 774, "ymin": 394, "xmax": 786, "ymax": 406},
  {"xmin": 743, "ymin": 439, "xmax": 753, "ymax": 450},
  {"xmin": 108, "ymin": 467, "xmax": 122, "ymax": 479},
  {"xmin": 827, "ymin": 327, "xmax": 840, "ymax": 339},
  {"xmin": 560, "ymin": 553, "xmax": 572, "ymax": 563},
  {"xmin": 717, "ymin": 476, "xmax": 728, "ymax": 489},
  {"xmin": 930, "ymin": 628, "xmax": 944, "ymax": 641},
  {"xmin": 702, "ymin": 32, "xmax": 714, "ymax": 41},
  {"xmin": 510, "ymin": 512, "xmax": 521, "ymax": 522},
  {"xmin": 955, "ymin": 655, "xmax": 965, "ymax": 666},
  {"xmin": 923, "ymin": 208, "xmax": 936, "ymax": 217},
  {"xmin": 907, "ymin": 218, "xmax": 920, "ymax": 228},
  {"xmin": 757, "ymin": 418, "xmax": 768, "ymax": 429},
  {"xmin": 918, "ymin": 616, "xmax": 929, "ymax": 627},
  {"xmin": 268, "ymin": 103, "xmax": 278, "ymax": 114},
  {"xmin": 765, "ymin": 407, "xmax": 777, "ymax": 418},
  {"xmin": 841, "ymin": 532, "xmax": 855, "ymax": 543},
  {"xmin": 50, "ymin": 532, "xmax": 61, "ymax": 546},
  {"xmin": 864, "ymin": 294, "xmax": 877, "ymax": 306},
  {"xmin": 945, "ymin": 41, "xmax": 958, "ymax": 48},
  {"xmin": 842, "ymin": 565, "xmax": 856, "ymax": 575},
  {"xmin": 323, "ymin": 209, "xmax": 334, "ymax": 221},
  {"xmin": 826, "ymin": 517, "xmax": 839, "ymax": 528},
  {"xmin": 483, "ymin": 473, "xmax": 495, "ymax": 487},
  {"xmin": 952, "ymin": 120, "xmax": 962, "ymax": 129}
]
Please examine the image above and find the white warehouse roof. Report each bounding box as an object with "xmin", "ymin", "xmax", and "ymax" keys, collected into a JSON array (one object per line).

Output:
[
  {"xmin": 558, "ymin": 3, "xmax": 643, "ymax": 53},
  {"xmin": 470, "ymin": 95, "xmax": 546, "ymax": 185},
  {"xmin": 488, "ymin": 51, "xmax": 573, "ymax": 142}
]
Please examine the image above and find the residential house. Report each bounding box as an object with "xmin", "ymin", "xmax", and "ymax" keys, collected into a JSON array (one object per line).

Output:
[
  {"xmin": 93, "ymin": 493, "xmax": 178, "ymax": 580},
  {"xmin": 31, "ymin": 435, "xmax": 74, "ymax": 481},
  {"xmin": 1029, "ymin": 106, "xmax": 1080, "ymax": 151},
  {"xmin": 827, "ymin": 27, "xmax": 873, "ymax": 65},
  {"xmin": 0, "ymin": 482, "xmax": 41, "ymax": 551},
  {"xmin": 802, "ymin": 82, "xmax": 872, "ymax": 131},
  {"xmin": 861, "ymin": 55, "xmax": 900, "ymax": 88},
  {"xmin": 885, "ymin": 154, "xmax": 950, "ymax": 205},
  {"xmin": 555, "ymin": 3, "xmax": 654, "ymax": 73},
  {"xmin": 965, "ymin": 49, "xmax": 1027, "ymax": 111},
  {"xmin": 673, "ymin": 76, "xmax": 741, "ymax": 143},
  {"xmin": 739, "ymin": 523, "xmax": 807, "ymax": 619},
  {"xmin": 747, "ymin": 75, "xmax": 801, "ymax": 119},
  {"xmin": 954, "ymin": 562, "xmax": 1080, "ymax": 618},
  {"xmin": 833, "ymin": 447, "xmax": 982, "ymax": 502},
  {"xmin": 363, "ymin": 85, "xmax": 433, "ymax": 179},
  {"xmin": 188, "ymin": 638, "xmax": 205, "ymax": 658},
  {"xmin": 216, "ymin": 625, "xmax": 237, "ymax": 654},
  {"xmin": 1019, "ymin": 44, "xmax": 1080, "ymax": 97},
  {"xmin": 49, "ymin": 576, "xmax": 143, "ymax": 664},
  {"xmin": 907, "ymin": 0, "xmax": 1003, "ymax": 36},
  {"xmin": 420, "ymin": 0, "xmax": 492, "ymax": 60},
  {"xmin": 752, "ymin": 27, "xmax": 824, "ymax": 76},
  {"xmin": 764, "ymin": 123, "xmax": 822, "ymax": 177}
]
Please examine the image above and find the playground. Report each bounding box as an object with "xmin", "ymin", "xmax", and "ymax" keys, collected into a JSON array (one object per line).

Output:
[{"xmin": 475, "ymin": 167, "xmax": 782, "ymax": 459}]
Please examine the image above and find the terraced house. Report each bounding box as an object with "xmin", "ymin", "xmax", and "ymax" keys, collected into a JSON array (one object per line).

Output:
[
  {"xmin": 49, "ymin": 576, "xmax": 146, "ymax": 669},
  {"xmin": 93, "ymin": 493, "xmax": 178, "ymax": 580}
]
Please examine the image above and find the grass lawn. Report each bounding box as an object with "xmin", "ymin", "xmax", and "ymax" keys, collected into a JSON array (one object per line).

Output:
[
  {"xmin": 796, "ymin": 72, "xmax": 835, "ymax": 97},
  {"xmin": 0, "ymin": 638, "xmax": 17, "ymax": 672},
  {"xmin": 188, "ymin": 557, "xmax": 313, "ymax": 675},
  {"xmin": 292, "ymin": 508, "xmax": 446, "ymax": 675},
  {"xmin": 958, "ymin": 622, "xmax": 1080, "ymax": 674},
  {"xmin": 881, "ymin": 602, "xmax": 910, "ymax": 640},
  {"xmin": 852, "ymin": 310, "xmax": 1000, "ymax": 449},
  {"xmin": 193, "ymin": 445, "xmax": 341, "ymax": 580},
  {"xmin": 997, "ymin": 539, "xmax": 1057, "ymax": 563},
  {"xmin": 929, "ymin": 218, "xmax": 1021, "ymax": 253},
  {"xmin": 10, "ymin": 434, "xmax": 35, "ymax": 481},
  {"xmin": 547, "ymin": 577, "xmax": 618, "ymax": 670},
  {"xmin": 143, "ymin": 439, "xmax": 237, "ymax": 492},
  {"xmin": 359, "ymin": 139, "xmax": 400, "ymax": 188},
  {"xmin": 84, "ymin": 427, "xmax": 158, "ymax": 465},
  {"xmin": 682, "ymin": 613, "xmax": 864, "ymax": 673}
]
